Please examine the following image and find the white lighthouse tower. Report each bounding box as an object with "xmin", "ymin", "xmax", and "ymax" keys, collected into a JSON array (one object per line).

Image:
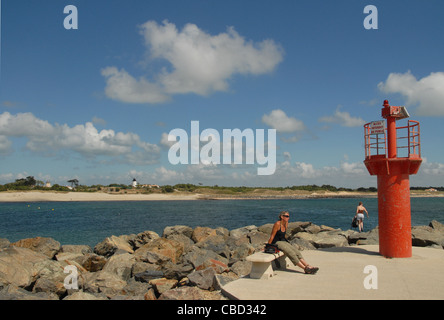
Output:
[{"xmin": 132, "ymin": 178, "xmax": 138, "ymax": 188}]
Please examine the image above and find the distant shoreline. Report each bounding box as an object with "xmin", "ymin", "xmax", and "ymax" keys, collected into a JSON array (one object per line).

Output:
[
  {"xmin": 0, "ymin": 190, "xmax": 442, "ymax": 203},
  {"xmin": 0, "ymin": 191, "xmax": 201, "ymax": 202}
]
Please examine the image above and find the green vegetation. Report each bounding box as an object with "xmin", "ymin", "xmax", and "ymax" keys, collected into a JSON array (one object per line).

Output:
[
  {"xmin": 0, "ymin": 176, "xmax": 442, "ymax": 194},
  {"xmin": 0, "ymin": 176, "xmax": 71, "ymax": 192}
]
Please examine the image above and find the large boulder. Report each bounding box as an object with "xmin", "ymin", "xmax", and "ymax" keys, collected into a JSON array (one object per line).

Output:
[
  {"xmin": 229, "ymin": 242, "xmax": 255, "ymax": 262},
  {"xmin": 412, "ymin": 225, "xmax": 444, "ymax": 248},
  {"xmin": 134, "ymin": 270, "xmax": 164, "ymax": 283},
  {"xmin": 94, "ymin": 235, "xmax": 134, "ymax": 257},
  {"xmin": 0, "ymin": 284, "xmax": 58, "ymax": 300},
  {"xmin": 163, "ymin": 225, "xmax": 193, "ymax": 239},
  {"xmin": 32, "ymin": 274, "xmax": 66, "ymax": 298},
  {"xmin": 248, "ymin": 231, "xmax": 270, "ymax": 249},
  {"xmin": 134, "ymin": 238, "xmax": 184, "ymax": 264},
  {"xmin": 161, "ymin": 262, "xmax": 194, "ymax": 280},
  {"xmin": 60, "ymin": 244, "xmax": 92, "ymax": 255},
  {"xmin": 0, "ymin": 246, "xmax": 49, "ymax": 288},
  {"xmin": 11, "ymin": 237, "xmax": 61, "ymax": 259},
  {"xmin": 195, "ymin": 258, "xmax": 228, "ymax": 274},
  {"xmin": 229, "ymin": 225, "xmax": 258, "ymax": 239},
  {"xmin": 75, "ymin": 253, "xmax": 108, "ymax": 272},
  {"xmin": 192, "ymin": 227, "xmax": 218, "ymax": 243},
  {"xmin": 195, "ymin": 234, "xmax": 230, "ymax": 258},
  {"xmin": 348, "ymin": 228, "xmax": 379, "ymax": 245},
  {"xmin": 230, "ymin": 260, "xmax": 252, "ymax": 277},
  {"xmin": 129, "ymin": 230, "xmax": 160, "ymax": 250},
  {"xmin": 188, "ymin": 268, "xmax": 217, "ymax": 290},
  {"xmin": 429, "ymin": 220, "xmax": 444, "ymax": 233},
  {"xmin": 294, "ymin": 231, "xmax": 348, "ymax": 248},
  {"xmin": 31, "ymin": 258, "xmax": 68, "ymax": 298},
  {"xmin": 82, "ymin": 270, "xmax": 127, "ymax": 298},
  {"xmin": 158, "ymin": 286, "xmax": 224, "ymax": 300},
  {"xmin": 183, "ymin": 246, "xmax": 228, "ymax": 270},
  {"xmin": 119, "ymin": 278, "xmax": 154, "ymax": 298},
  {"xmin": 288, "ymin": 221, "xmax": 312, "ymax": 235},
  {"xmin": 149, "ymin": 278, "xmax": 178, "ymax": 296},
  {"xmin": 102, "ymin": 252, "xmax": 136, "ymax": 281}
]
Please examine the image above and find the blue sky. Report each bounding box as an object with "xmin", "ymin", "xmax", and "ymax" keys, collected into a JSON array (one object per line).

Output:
[{"xmin": 1, "ymin": 0, "xmax": 444, "ymax": 188}]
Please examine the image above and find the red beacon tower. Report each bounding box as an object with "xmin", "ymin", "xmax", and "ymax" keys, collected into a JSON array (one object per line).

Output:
[{"xmin": 364, "ymin": 100, "xmax": 422, "ymax": 258}]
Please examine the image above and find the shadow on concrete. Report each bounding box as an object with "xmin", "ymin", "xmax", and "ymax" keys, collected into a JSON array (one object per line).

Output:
[{"xmin": 317, "ymin": 246, "xmax": 381, "ymax": 256}]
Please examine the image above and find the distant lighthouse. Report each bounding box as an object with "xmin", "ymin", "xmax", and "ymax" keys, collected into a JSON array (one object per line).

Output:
[{"xmin": 132, "ymin": 178, "xmax": 138, "ymax": 188}]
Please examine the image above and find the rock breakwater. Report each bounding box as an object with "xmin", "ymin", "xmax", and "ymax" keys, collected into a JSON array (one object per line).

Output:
[{"xmin": 1, "ymin": 220, "xmax": 443, "ymax": 300}]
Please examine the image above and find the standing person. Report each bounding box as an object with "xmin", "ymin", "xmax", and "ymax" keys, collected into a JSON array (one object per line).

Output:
[
  {"xmin": 355, "ymin": 202, "xmax": 369, "ymax": 232},
  {"xmin": 268, "ymin": 211, "xmax": 319, "ymax": 274}
]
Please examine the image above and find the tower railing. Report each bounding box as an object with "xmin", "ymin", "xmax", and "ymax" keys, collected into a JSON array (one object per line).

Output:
[
  {"xmin": 364, "ymin": 123, "xmax": 386, "ymax": 159},
  {"xmin": 364, "ymin": 120, "xmax": 420, "ymax": 159}
]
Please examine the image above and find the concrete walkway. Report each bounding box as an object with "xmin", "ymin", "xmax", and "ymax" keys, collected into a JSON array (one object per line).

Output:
[{"xmin": 222, "ymin": 245, "xmax": 444, "ymax": 300}]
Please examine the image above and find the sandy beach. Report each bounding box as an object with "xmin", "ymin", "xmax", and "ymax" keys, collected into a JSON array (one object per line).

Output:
[
  {"xmin": 0, "ymin": 189, "xmax": 442, "ymax": 202},
  {"xmin": 0, "ymin": 191, "xmax": 202, "ymax": 202}
]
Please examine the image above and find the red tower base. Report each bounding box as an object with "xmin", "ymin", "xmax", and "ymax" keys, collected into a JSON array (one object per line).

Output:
[
  {"xmin": 365, "ymin": 157, "xmax": 421, "ymax": 258},
  {"xmin": 377, "ymin": 173, "xmax": 412, "ymax": 258}
]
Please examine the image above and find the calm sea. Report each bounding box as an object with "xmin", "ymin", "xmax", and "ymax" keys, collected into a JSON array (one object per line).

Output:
[{"xmin": 1, "ymin": 198, "xmax": 443, "ymax": 248}]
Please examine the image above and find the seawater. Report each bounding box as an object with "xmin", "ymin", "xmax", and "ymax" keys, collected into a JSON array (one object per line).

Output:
[{"xmin": 0, "ymin": 197, "xmax": 443, "ymax": 248}]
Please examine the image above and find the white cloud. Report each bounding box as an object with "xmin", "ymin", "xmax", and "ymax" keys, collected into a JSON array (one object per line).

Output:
[
  {"xmin": 418, "ymin": 158, "xmax": 444, "ymax": 176},
  {"xmin": 262, "ymin": 109, "xmax": 306, "ymax": 143},
  {"xmin": 159, "ymin": 132, "xmax": 176, "ymax": 148},
  {"xmin": 102, "ymin": 20, "xmax": 284, "ymax": 103},
  {"xmin": 377, "ymin": 71, "xmax": 444, "ymax": 116},
  {"xmin": 340, "ymin": 161, "xmax": 366, "ymax": 174},
  {"xmin": 0, "ymin": 135, "xmax": 12, "ymax": 155},
  {"xmin": 319, "ymin": 107, "xmax": 365, "ymax": 127},
  {"xmin": 0, "ymin": 112, "xmax": 160, "ymax": 165},
  {"xmin": 262, "ymin": 109, "xmax": 305, "ymax": 133},
  {"xmin": 101, "ymin": 67, "xmax": 170, "ymax": 104},
  {"xmin": 293, "ymin": 162, "xmax": 319, "ymax": 179}
]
